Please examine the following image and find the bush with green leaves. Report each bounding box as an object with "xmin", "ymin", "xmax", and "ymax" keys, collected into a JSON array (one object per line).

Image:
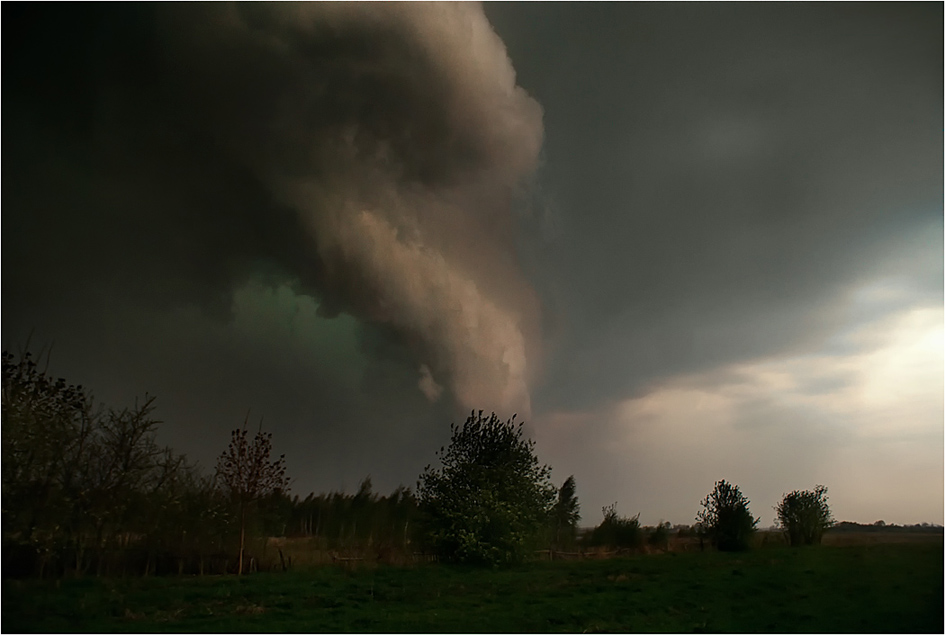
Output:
[
  {"xmin": 775, "ymin": 485, "xmax": 835, "ymax": 546},
  {"xmin": 417, "ymin": 411, "xmax": 556, "ymax": 566},
  {"xmin": 696, "ymin": 480, "xmax": 759, "ymax": 552},
  {"xmin": 586, "ymin": 503, "xmax": 642, "ymax": 549}
]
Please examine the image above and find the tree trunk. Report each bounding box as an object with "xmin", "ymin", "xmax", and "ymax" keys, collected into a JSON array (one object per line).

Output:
[
  {"xmin": 238, "ymin": 502, "xmax": 246, "ymax": 576},
  {"xmin": 75, "ymin": 535, "xmax": 84, "ymax": 576}
]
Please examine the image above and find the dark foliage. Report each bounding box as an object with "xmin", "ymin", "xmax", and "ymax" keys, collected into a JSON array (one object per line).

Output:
[
  {"xmin": 2, "ymin": 346, "xmax": 420, "ymax": 576},
  {"xmin": 286, "ymin": 480, "xmax": 420, "ymax": 553},
  {"xmin": 586, "ymin": 503, "xmax": 643, "ymax": 549},
  {"xmin": 775, "ymin": 485, "xmax": 835, "ymax": 546},
  {"xmin": 550, "ymin": 475, "xmax": 581, "ymax": 549},
  {"xmin": 2, "ymin": 348, "xmax": 229, "ymax": 578},
  {"xmin": 416, "ymin": 411, "xmax": 556, "ymax": 565},
  {"xmin": 696, "ymin": 480, "xmax": 759, "ymax": 552},
  {"xmin": 829, "ymin": 521, "xmax": 944, "ymax": 534},
  {"xmin": 647, "ymin": 521, "xmax": 672, "ymax": 551}
]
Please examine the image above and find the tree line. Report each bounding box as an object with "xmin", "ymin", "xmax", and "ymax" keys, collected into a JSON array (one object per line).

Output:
[
  {"xmin": 2, "ymin": 350, "xmax": 241, "ymax": 577},
  {"xmin": 0, "ymin": 347, "xmax": 877, "ymax": 577},
  {"xmin": 2, "ymin": 349, "xmax": 428, "ymax": 577}
]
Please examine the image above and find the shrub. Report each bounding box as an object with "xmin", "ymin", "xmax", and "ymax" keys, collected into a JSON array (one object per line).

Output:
[
  {"xmin": 696, "ymin": 480, "xmax": 759, "ymax": 552},
  {"xmin": 416, "ymin": 411, "xmax": 556, "ymax": 566},
  {"xmin": 775, "ymin": 485, "xmax": 835, "ymax": 546},
  {"xmin": 586, "ymin": 503, "xmax": 643, "ymax": 549}
]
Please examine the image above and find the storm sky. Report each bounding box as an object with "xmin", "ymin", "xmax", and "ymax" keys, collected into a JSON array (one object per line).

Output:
[{"xmin": 4, "ymin": 3, "xmax": 942, "ymax": 526}]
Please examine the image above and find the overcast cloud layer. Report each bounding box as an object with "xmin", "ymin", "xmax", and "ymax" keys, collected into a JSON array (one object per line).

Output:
[{"xmin": 4, "ymin": 3, "xmax": 942, "ymax": 525}]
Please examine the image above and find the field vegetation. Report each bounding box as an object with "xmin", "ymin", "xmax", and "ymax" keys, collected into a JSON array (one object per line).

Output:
[{"xmin": 3, "ymin": 541, "xmax": 942, "ymax": 633}]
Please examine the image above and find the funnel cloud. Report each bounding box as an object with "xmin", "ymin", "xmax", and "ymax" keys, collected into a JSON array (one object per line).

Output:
[
  {"xmin": 168, "ymin": 3, "xmax": 545, "ymax": 416},
  {"xmin": 4, "ymin": 3, "xmax": 941, "ymax": 526},
  {"xmin": 7, "ymin": 3, "xmax": 544, "ymax": 417}
]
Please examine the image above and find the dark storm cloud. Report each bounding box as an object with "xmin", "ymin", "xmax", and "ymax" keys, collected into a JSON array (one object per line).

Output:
[
  {"xmin": 4, "ymin": 2, "xmax": 941, "ymax": 521},
  {"xmin": 4, "ymin": 3, "xmax": 545, "ymax": 417},
  {"xmin": 486, "ymin": 2, "xmax": 943, "ymax": 413}
]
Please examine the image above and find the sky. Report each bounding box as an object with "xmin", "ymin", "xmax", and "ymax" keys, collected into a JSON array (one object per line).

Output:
[{"xmin": 4, "ymin": 2, "xmax": 942, "ymax": 527}]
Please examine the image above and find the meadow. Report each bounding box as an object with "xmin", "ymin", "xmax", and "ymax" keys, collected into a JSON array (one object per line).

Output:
[{"xmin": 3, "ymin": 539, "xmax": 942, "ymax": 633}]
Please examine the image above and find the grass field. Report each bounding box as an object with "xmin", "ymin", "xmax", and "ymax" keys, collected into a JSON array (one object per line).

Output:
[{"xmin": 3, "ymin": 541, "xmax": 942, "ymax": 633}]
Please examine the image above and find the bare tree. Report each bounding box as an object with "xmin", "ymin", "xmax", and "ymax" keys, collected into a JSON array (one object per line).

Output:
[{"xmin": 215, "ymin": 418, "xmax": 289, "ymax": 575}]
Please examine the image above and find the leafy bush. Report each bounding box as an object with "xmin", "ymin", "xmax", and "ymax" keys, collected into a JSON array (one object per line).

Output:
[
  {"xmin": 775, "ymin": 485, "xmax": 835, "ymax": 546},
  {"xmin": 696, "ymin": 480, "xmax": 759, "ymax": 552},
  {"xmin": 416, "ymin": 411, "xmax": 556, "ymax": 566},
  {"xmin": 586, "ymin": 503, "xmax": 642, "ymax": 549}
]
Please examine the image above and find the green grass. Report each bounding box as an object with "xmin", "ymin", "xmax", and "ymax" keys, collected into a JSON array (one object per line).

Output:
[{"xmin": 3, "ymin": 543, "xmax": 942, "ymax": 633}]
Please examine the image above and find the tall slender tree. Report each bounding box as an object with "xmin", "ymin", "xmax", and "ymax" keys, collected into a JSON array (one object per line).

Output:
[
  {"xmin": 215, "ymin": 419, "xmax": 289, "ymax": 575},
  {"xmin": 550, "ymin": 475, "xmax": 581, "ymax": 548}
]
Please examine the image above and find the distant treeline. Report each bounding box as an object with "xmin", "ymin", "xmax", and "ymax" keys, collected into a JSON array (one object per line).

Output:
[
  {"xmin": 283, "ymin": 479, "xmax": 421, "ymax": 551},
  {"xmin": 829, "ymin": 521, "xmax": 944, "ymax": 534}
]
